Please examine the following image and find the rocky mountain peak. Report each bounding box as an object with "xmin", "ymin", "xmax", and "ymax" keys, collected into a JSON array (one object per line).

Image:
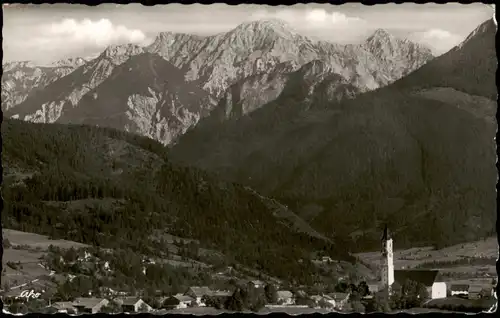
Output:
[
  {"xmin": 230, "ymin": 18, "xmax": 299, "ymax": 40},
  {"xmin": 364, "ymin": 28, "xmax": 397, "ymax": 48},
  {"xmin": 100, "ymin": 44, "xmax": 144, "ymax": 64},
  {"xmin": 51, "ymin": 57, "xmax": 87, "ymax": 68}
]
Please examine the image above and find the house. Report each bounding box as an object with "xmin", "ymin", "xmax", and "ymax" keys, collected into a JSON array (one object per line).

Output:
[
  {"xmin": 393, "ymin": 270, "xmax": 447, "ymax": 299},
  {"xmin": 277, "ymin": 290, "xmax": 294, "ymax": 305},
  {"xmin": 72, "ymin": 297, "xmax": 109, "ymax": 314},
  {"xmin": 248, "ymin": 280, "xmax": 265, "ymax": 289},
  {"xmin": 162, "ymin": 294, "xmax": 195, "ymax": 309},
  {"xmin": 185, "ymin": 286, "xmax": 213, "ymax": 306},
  {"xmin": 116, "ymin": 297, "xmax": 152, "ymax": 312},
  {"xmin": 450, "ymin": 284, "xmax": 469, "ymax": 297},
  {"xmin": 367, "ymin": 283, "xmax": 380, "ymax": 295},
  {"xmin": 50, "ymin": 302, "xmax": 76, "ymax": 314},
  {"xmin": 329, "ymin": 293, "xmax": 350, "ymax": 310},
  {"xmin": 321, "ymin": 256, "xmax": 333, "ymax": 263},
  {"xmin": 468, "ymin": 285, "xmax": 483, "ymax": 300}
]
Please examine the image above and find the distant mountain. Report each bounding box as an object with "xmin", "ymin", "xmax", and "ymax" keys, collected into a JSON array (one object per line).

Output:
[
  {"xmin": 56, "ymin": 52, "xmax": 217, "ymax": 145},
  {"xmin": 2, "ymin": 119, "xmax": 349, "ymax": 285},
  {"xmin": 5, "ymin": 44, "xmax": 144, "ymax": 122},
  {"xmin": 4, "ymin": 19, "xmax": 433, "ymax": 146},
  {"xmin": 169, "ymin": 19, "xmax": 497, "ymax": 251},
  {"xmin": 1, "ymin": 58, "xmax": 87, "ymax": 111}
]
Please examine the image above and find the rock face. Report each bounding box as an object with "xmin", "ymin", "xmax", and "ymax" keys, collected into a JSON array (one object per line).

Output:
[
  {"xmin": 57, "ymin": 53, "xmax": 217, "ymax": 145},
  {"xmin": 4, "ymin": 19, "xmax": 434, "ymax": 145}
]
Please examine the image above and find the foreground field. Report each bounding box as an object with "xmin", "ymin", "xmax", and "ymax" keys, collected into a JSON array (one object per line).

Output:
[{"xmin": 355, "ymin": 236, "xmax": 497, "ymax": 286}]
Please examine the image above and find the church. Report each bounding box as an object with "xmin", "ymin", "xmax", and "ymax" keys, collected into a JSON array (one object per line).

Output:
[{"xmin": 380, "ymin": 226, "xmax": 447, "ymax": 299}]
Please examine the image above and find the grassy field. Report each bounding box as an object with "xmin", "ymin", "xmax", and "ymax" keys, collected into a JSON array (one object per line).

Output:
[
  {"xmin": 1, "ymin": 229, "xmax": 89, "ymax": 294},
  {"xmin": 355, "ymin": 236, "xmax": 497, "ymax": 287}
]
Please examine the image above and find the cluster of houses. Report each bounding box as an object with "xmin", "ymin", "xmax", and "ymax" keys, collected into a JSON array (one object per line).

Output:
[
  {"xmin": 449, "ymin": 283, "xmax": 495, "ymax": 300},
  {"xmin": 42, "ymin": 281, "xmax": 354, "ymax": 314},
  {"xmin": 50, "ymin": 297, "xmax": 154, "ymax": 314}
]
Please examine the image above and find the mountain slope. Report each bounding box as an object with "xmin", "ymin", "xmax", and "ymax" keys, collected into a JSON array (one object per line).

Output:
[
  {"xmin": 1, "ymin": 59, "xmax": 87, "ymax": 111},
  {"xmin": 56, "ymin": 52, "xmax": 217, "ymax": 145},
  {"xmin": 169, "ymin": 19, "xmax": 497, "ymax": 251},
  {"xmin": 392, "ymin": 19, "xmax": 497, "ymax": 100},
  {"xmin": 2, "ymin": 119, "xmax": 351, "ymax": 284},
  {"xmin": 5, "ymin": 44, "xmax": 144, "ymax": 123}
]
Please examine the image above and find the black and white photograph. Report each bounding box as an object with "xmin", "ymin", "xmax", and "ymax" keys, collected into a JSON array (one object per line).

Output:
[{"xmin": 1, "ymin": 3, "xmax": 497, "ymax": 315}]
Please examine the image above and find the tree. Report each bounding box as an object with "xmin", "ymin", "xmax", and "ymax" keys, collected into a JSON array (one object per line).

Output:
[
  {"xmin": 138, "ymin": 303, "xmax": 150, "ymax": 312},
  {"xmin": 225, "ymin": 289, "xmax": 244, "ymax": 311},
  {"xmin": 100, "ymin": 301, "xmax": 122, "ymax": 314},
  {"xmin": 372, "ymin": 289, "xmax": 391, "ymax": 313},
  {"xmin": 202, "ymin": 295, "xmax": 224, "ymax": 309},
  {"xmin": 358, "ymin": 281, "xmax": 369, "ymax": 297},
  {"xmin": 8, "ymin": 303, "xmax": 28, "ymax": 315},
  {"xmin": 264, "ymin": 284, "xmax": 278, "ymax": 304},
  {"xmin": 335, "ymin": 281, "xmax": 349, "ymax": 293},
  {"xmin": 162, "ymin": 297, "xmax": 180, "ymax": 310},
  {"xmin": 390, "ymin": 280, "xmax": 428, "ymax": 310}
]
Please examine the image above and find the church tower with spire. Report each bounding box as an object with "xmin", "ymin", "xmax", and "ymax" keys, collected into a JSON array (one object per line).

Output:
[{"xmin": 381, "ymin": 225, "xmax": 395, "ymax": 292}]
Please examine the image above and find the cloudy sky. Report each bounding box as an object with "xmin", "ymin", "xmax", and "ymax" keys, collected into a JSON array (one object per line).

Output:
[{"xmin": 3, "ymin": 3, "xmax": 494, "ymax": 64}]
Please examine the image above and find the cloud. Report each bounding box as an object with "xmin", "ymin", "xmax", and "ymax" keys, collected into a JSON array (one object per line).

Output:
[
  {"xmin": 409, "ymin": 28, "xmax": 463, "ymax": 55},
  {"xmin": 42, "ymin": 18, "xmax": 149, "ymax": 47},
  {"xmin": 250, "ymin": 8, "xmax": 366, "ymax": 31},
  {"xmin": 17, "ymin": 18, "xmax": 151, "ymax": 62}
]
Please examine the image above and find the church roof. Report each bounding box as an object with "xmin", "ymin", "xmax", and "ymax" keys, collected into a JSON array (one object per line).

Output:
[
  {"xmin": 394, "ymin": 270, "xmax": 440, "ymax": 287},
  {"xmin": 381, "ymin": 225, "xmax": 391, "ymax": 241}
]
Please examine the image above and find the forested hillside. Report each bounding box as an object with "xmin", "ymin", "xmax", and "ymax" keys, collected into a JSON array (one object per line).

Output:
[{"xmin": 2, "ymin": 119, "xmax": 352, "ymax": 284}]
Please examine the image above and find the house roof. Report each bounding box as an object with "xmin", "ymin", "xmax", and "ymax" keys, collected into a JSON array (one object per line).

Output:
[
  {"xmin": 174, "ymin": 294, "xmax": 195, "ymax": 302},
  {"xmin": 187, "ymin": 286, "xmax": 213, "ymax": 297},
  {"xmin": 277, "ymin": 290, "xmax": 293, "ymax": 299},
  {"xmin": 119, "ymin": 297, "xmax": 143, "ymax": 306},
  {"xmin": 329, "ymin": 293, "xmax": 349, "ymax": 301},
  {"xmin": 469, "ymin": 285, "xmax": 483, "ymax": 293},
  {"xmin": 51, "ymin": 302, "xmax": 76, "ymax": 310},
  {"xmin": 73, "ymin": 298, "xmax": 107, "ymax": 309},
  {"xmin": 250, "ymin": 280, "xmax": 264, "ymax": 285},
  {"xmin": 450, "ymin": 284, "xmax": 470, "ymax": 291},
  {"xmin": 212, "ymin": 291, "xmax": 232, "ymax": 297},
  {"xmin": 394, "ymin": 270, "xmax": 440, "ymax": 287}
]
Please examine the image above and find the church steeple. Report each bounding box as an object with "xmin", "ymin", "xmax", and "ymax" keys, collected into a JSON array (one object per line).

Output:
[
  {"xmin": 381, "ymin": 224, "xmax": 391, "ymax": 241},
  {"xmin": 381, "ymin": 224, "xmax": 394, "ymax": 293}
]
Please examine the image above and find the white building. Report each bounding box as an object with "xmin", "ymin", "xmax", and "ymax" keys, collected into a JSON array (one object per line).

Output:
[
  {"xmin": 277, "ymin": 290, "xmax": 294, "ymax": 305},
  {"xmin": 380, "ymin": 226, "xmax": 446, "ymax": 300},
  {"xmin": 450, "ymin": 284, "xmax": 469, "ymax": 297}
]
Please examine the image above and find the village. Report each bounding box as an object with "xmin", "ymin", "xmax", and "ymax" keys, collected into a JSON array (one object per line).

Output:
[{"xmin": 2, "ymin": 227, "xmax": 497, "ymax": 314}]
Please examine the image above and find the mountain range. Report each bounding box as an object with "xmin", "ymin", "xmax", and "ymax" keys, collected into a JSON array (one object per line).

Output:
[
  {"xmin": 4, "ymin": 19, "xmax": 433, "ymax": 145},
  {"xmin": 169, "ymin": 19, "xmax": 497, "ymax": 251}
]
